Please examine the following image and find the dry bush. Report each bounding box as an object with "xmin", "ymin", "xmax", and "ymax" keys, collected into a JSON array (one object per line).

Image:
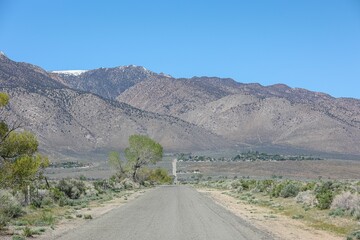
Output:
[
  {"xmin": 0, "ymin": 190, "xmax": 24, "ymax": 228},
  {"xmin": 295, "ymin": 190, "xmax": 317, "ymax": 207},
  {"xmin": 331, "ymin": 192, "xmax": 360, "ymax": 220}
]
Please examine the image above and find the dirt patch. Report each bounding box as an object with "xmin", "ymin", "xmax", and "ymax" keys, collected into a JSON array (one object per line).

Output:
[
  {"xmin": 198, "ymin": 188, "xmax": 343, "ymax": 240},
  {"xmin": 182, "ymin": 160, "xmax": 360, "ymax": 180}
]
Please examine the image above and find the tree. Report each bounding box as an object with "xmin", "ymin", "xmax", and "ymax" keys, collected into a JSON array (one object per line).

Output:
[
  {"xmin": 124, "ymin": 135, "xmax": 163, "ymax": 182},
  {"xmin": 108, "ymin": 151, "xmax": 126, "ymax": 180},
  {"xmin": 0, "ymin": 92, "xmax": 49, "ymax": 192}
]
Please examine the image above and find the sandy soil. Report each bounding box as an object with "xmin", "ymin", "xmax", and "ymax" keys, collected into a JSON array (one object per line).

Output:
[{"xmin": 198, "ymin": 188, "xmax": 343, "ymax": 240}]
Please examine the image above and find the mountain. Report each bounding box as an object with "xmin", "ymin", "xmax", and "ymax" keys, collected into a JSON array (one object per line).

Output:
[
  {"xmin": 50, "ymin": 65, "xmax": 170, "ymax": 100},
  {"xmin": 1, "ymin": 53, "xmax": 360, "ymax": 158},
  {"xmin": 0, "ymin": 52, "xmax": 66, "ymax": 89},
  {"xmin": 116, "ymin": 76, "xmax": 360, "ymax": 156},
  {"xmin": 0, "ymin": 54, "xmax": 230, "ymax": 158}
]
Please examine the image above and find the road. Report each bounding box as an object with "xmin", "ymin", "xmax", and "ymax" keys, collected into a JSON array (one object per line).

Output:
[{"xmin": 56, "ymin": 186, "xmax": 273, "ymax": 240}]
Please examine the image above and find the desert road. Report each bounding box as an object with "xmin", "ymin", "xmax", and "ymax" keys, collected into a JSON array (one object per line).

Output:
[{"xmin": 56, "ymin": 186, "xmax": 273, "ymax": 240}]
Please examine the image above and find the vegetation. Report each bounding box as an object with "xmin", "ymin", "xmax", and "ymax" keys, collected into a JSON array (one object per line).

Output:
[
  {"xmin": 109, "ymin": 134, "xmax": 169, "ymax": 184},
  {"xmin": 196, "ymin": 178, "xmax": 360, "ymax": 237},
  {"xmin": 125, "ymin": 135, "xmax": 163, "ymax": 182},
  {"xmin": 48, "ymin": 161, "xmax": 90, "ymax": 169},
  {"xmin": 0, "ymin": 93, "xmax": 49, "ymax": 230},
  {"xmin": 177, "ymin": 151, "xmax": 322, "ymax": 162}
]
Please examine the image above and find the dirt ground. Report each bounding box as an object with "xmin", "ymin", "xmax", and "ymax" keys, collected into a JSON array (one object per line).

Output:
[
  {"xmin": 181, "ymin": 159, "xmax": 360, "ymax": 180},
  {"xmin": 198, "ymin": 188, "xmax": 344, "ymax": 240}
]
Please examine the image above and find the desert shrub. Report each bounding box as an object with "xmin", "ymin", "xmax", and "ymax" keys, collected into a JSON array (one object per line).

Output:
[
  {"xmin": 149, "ymin": 168, "xmax": 172, "ymax": 184},
  {"xmin": 120, "ymin": 178, "xmax": 139, "ymax": 189},
  {"xmin": 331, "ymin": 192, "xmax": 357, "ymax": 210},
  {"xmin": 243, "ymin": 179, "xmax": 257, "ymax": 190},
  {"xmin": 329, "ymin": 208, "xmax": 345, "ymax": 217},
  {"xmin": 0, "ymin": 190, "xmax": 24, "ymax": 228},
  {"xmin": 301, "ymin": 181, "xmax": 316, "ymax": 191},
  {"xmin": 230, "ymin": 180, "xmax": 242, "ymax": 189},
  {"xmin": 315, "ymin": 181, "xmax": 334, "ymax": 209},
  {"xmin": 84, "ymin": 214, "xmax": 92, "ymax": 219},
  {"xmin": 332, "ymin": 192, "xmax": 360, "ymax": 220},
  {"xmin": 255, "ymin": 179, "xmax": 274, "ymax": 193},
  {"xmin": 31, "ymin": 189, "xmax": 52, "ymax": 208},
  {"xmin": 22, "ymin": 226, "xmax": 34, "ymax": 237},
  {"xmin": 93, "ymin": 179, "xmax": 114, "ymax": 193},
  {"xmin": 35, "ymin": 212, "xmax": 55, "ymax": 226},
  {"xmin": 12, "ymin": 235, "xmax": 25, "ymax": 240},
  {"xmin": 348, "ymin": 230, "xmax": 360, "ymax": 240},
  {"xmin": 316, "ymin": 191, "xmax": 333, "ymax": 209},
  {"xmin": 295, "ymin": 190, "xmax": 317, "ymax": 207},
  {"xmin": 280, "ymin": 182, "xmax": 300, "ymax": 198},
  {"xmin": 84, "ymin": 181, "xmax": 98, "ymax": 196},
  {"xmin": 271, "ymin": 181, "xmax": 286, "ymax": 197},
  {"xmin": 50, "ymin": 187, "xmax": 65, "ymax": 201},
  {"xmin": 56, "ymin": 179, "xmax": 86, "ymax": 199}
]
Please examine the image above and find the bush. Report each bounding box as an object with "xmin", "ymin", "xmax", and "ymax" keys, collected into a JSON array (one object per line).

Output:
[
  {"xmin": 348, "ymin": 230, "xmax": 360, "ymax": 240},
  {"xmin": 256, "ymin": 179, "xmax": 274, "ymax": 193},
  {"xmin": 329, "ymin": 208, "xmax": 345, "ymax": 217},
  {"xmin": 0, "ymin": 190, "xmax": 24, "ymax": 228},
  {"xmin": 271, "ymin": 181, "xmax": 286, "ymax": 197},
  {"xmin": 149, "ymin": 168, "xmax": 172, "ymax": 184},
  {"xmin": 56, "ymin": 179, "xmax": 86, "ymax": 199},
  {"xmin": 35, "ymin": 212, "xmax": 55, "ymax": 226},
  {"xmin": 12, "ymin": 236, "xmax": 25, "ymax": 240},
  {"xmin": 301, "ymin": 181, "xmax": 316, "ymax": 191},
  {"xmin": 22, "ymin": 226, "xmax": 33, "ymax": 237},
  {"xmin": 315, "ymin": 182, "xmax": 334, "ymax": 210},
  {"xmin": 31, "ymin": 189, "xmax": 53, "ymax": 208},
  {"xmin": 331, "ymin": 192, "xmax": 360, "ymax": 217},
  {"xmin": 295, "ymin": 190, "xmax": 317, "ymax": 207},
  {"xmin": 280, "ymin": 183, "xmax": 300, "ymax": 198}
]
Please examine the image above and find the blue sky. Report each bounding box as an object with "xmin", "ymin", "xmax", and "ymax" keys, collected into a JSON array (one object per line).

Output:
[{"xmin": 0, "ymin": 0, "xmax": 359, "ymax": 98}]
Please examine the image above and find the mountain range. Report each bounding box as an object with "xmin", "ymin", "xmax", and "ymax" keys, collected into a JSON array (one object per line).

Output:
[{"xmin": 1, "ymin": 52, "xmax": 359, "ymax": 159}]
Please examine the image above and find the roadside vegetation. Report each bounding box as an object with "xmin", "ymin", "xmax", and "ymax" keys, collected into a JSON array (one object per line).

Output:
[
  {"xmin": 196, "ymin": 178, "xmax": 360, "ymax": 239},
  {"xmin": 0, "ymin": 92, "xmax": 172, "ymax": 239}
]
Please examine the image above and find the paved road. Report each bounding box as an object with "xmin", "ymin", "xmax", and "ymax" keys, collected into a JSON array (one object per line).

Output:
[{"xmin": 56, "ymin": 186, "xmax": 273, "ymax": 240}]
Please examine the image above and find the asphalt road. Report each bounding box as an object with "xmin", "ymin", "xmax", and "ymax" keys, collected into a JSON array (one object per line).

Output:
[{"xmin": 56, "ymin": 186, "xmax": 273, "ymax": 240}]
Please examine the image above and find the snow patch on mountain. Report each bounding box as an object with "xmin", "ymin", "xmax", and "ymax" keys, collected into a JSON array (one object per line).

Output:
[{"xmin": 52, "ymin": 70, "xmax": 88, "ymax": 76}]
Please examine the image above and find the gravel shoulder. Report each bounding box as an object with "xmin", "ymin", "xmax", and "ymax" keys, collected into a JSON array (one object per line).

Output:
[{"xmin": 197, "ymin": 188, "xmax": 343, "ymax": 240}]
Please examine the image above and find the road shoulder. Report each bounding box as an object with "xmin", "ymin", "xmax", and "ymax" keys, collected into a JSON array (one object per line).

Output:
[{"xmin": 197, "ymin": 188, "xmax": 343, "ymax": 240}]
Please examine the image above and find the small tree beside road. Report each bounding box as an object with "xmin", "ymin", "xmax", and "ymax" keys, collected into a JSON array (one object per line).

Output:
[
  {"xmin": 109, "ymin": 135, "xmax": 164, "ymax": 183},
  {"xmin": 125, "ymin": 135, "xmax": 163, "ymax": 182}
]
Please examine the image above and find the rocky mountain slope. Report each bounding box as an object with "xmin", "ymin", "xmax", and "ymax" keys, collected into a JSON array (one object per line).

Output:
[
  {"xmin": 0, "ymin": 54, "xmax": 230, "ymax": 158},
  {"xmin": 1, "ymin": 52, "xmax": 360, "ymax": 157},
  {"xmin": 116, "ymin": 74, "xmax": 360, "ymax": 155}
]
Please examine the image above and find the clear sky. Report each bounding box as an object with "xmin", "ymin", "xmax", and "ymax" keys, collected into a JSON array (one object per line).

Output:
[{"xmin": 0, "ymin": 0, "xmax": 359, "ymax": 98}]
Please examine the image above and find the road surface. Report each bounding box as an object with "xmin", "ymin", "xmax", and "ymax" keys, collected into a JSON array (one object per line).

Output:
[{"xmin": 56, "ymin": 186, "xmax": 273, "ymax": 240}]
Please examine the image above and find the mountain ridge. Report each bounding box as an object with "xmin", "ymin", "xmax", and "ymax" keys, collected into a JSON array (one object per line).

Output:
[{"xmin": 1, "ymin": 54, "xmax": 360, "ymax": 158}]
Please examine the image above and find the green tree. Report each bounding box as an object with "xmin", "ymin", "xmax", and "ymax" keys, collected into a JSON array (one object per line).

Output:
[
  {"xmin": 0, "ymin": 92, "xmax": 49, "ymax": 191},
  {"xmin": 108, "ymin": 151, "xmax": 126, "ymax": 180},
  {"xmin": 125, "ymin": 135, "xmax": 163, "ymax": 182}
]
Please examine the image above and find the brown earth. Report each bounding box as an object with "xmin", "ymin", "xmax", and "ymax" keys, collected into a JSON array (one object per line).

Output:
[{"xmin": 180, "ymin": 159, "xmax": 360, "ymax": 180}]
